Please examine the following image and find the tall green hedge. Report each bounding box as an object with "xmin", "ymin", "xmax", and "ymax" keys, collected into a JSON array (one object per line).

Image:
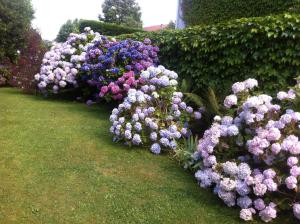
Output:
[
  {"xmin": 182, "ymin": 0, "xmax": 300, "ymax": 26},
  {"xmin": 79, "ymin": 20, "xmax": 143, "ymax": 36},
  {"xmin": 118, "ymin": 14, "xmax": 300, "ymax": 97}
]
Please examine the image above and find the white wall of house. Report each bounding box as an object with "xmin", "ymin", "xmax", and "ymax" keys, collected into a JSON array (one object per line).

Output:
[{"xmin": 176, "ymin": 0, "xmax": 186, "ymax": 29}]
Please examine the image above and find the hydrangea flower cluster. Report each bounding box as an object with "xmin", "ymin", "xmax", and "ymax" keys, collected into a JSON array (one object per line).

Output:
[
  {"xmin": 99, "ymin": 71, "xmax": 143, "ymax": 101},
  {"xmin": 109, "ymin": 66, "xmax": 201, "ymax": 154},
  {"xmin": 35, "ymin": 27, "xmax": 101, "ymax": 93},
  {"xmin": 191, "ymin": 79, "xmax": 300, "ymax": 222},
  {"xmin": 83, "ymin": 38, "xmax": 159, "ymax": 100}
]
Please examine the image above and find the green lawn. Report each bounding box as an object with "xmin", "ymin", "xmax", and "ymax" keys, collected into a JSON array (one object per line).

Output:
[{"xmin": 0, "ymin": 87, "xmax": 293, "ymax": 224}]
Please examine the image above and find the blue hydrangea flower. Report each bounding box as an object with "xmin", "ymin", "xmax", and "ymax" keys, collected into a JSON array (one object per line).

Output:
[
  {"xmin": 132, "ymin": 134, "xmax": 142, "ymax": 145},
  {"xmin": 151, "ymin": 143, "xmax": 161, "ymax": 154}
]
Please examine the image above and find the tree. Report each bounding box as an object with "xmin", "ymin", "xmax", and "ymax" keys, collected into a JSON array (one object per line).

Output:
[
  {"xmin": 167, "ymin": 20, "xmax": 176, "ymax": 29},
  {"xmin": 56, "ymin": 19, "xmax": 80, "ymax": 43},
  {"xmin": 0, "ymin": 0, "xmax": 34, "ymax": 62},
  {"xmin": 99, "ymin": 0, "xmax": 143, "ymax": 28}
]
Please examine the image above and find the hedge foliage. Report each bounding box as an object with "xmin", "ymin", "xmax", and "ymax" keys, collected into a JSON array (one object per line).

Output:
[
  {"xmin": 182, "ymin": 0, "xmax": 300, "ymax": 26},
  {"xmin": 118, "ymin": 14, "xmax": 300, "ymax": 97},
  {"xmin": 79, "ymin": 20, "xmax": 143, "ymax": 36}
]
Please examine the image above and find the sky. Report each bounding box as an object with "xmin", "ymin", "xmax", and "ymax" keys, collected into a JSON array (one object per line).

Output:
[{"xmin": 31, "ymin": 0, "xmax": 178, "ymax": 40}]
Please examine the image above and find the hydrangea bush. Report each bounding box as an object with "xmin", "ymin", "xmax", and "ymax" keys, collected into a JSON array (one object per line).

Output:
[
  {"xmin": 109, "ymin": 66, "xmax": 202, "ymax": 154},
  {"xmin": 35, "ymin": 28, "xmax": 159, "ymax": 101},
  {"xmin": 189, "ymin": 78, "xmax": 300, "ymax": 222}
]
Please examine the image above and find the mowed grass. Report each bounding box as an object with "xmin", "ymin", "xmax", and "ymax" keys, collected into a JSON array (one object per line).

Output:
[{"xmin": 0, "ymin": 87, "xmax": 294, "ymax": 224}]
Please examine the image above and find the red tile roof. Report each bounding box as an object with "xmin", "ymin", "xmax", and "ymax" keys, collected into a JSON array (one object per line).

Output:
[{"xmin": 143, "ymin": 24, "xmax": 168, "ymax": 32}]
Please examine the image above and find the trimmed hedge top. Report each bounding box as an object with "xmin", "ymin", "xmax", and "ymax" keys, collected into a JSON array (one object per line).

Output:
[
  {"xmin": 79, "ymin": 20, "xmax": 143, "ymax": 36},
  {"xmin": 182, "ymin": 0, "xmax": 300, "ymax": 25},
  {"xmin": 118, "ymin": 14, "xmax": 300, "ymax": 97}
]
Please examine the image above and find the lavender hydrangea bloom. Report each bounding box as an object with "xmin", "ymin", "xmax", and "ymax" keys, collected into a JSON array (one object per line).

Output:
[
  {"xmin": 150, "ymin": 132, "xmax": 158, "ymax": 141},
  {"xmin": 253, "ymin": 183, "xmax": 267, "ymax": 196},
  {"xmin": 293, "ymin": 203, "xmax": 300, "ymax": 220},
  {"xmin": 285, "ymin": 176, "xmax": 297, "ymax": 189},
  {"xmin": 287, "ymin": 156, "xmax": 299, "ymax": 167},
  {"xmin": 132, "ymin": 134, "xmax": 142, "ymax": 145},
  {"xmin": 224, "ymin": 95, "xmax": 238, "ymax": 108},
  {"xmin": 124, "ymin": 130, "xmax": 132, "ymax": 139},
  {"xmin": 240, "ymin": 208, "xmax": 255, "ymax": 221},
  {"xmin": 222, "ymin": 161, "xmax": 239, "ymax": 176},
  {"xmin": 259, "ymin": 204, "xmax": 277, "ymax": 222},
  {"xmin": 254, "ymin": 198, "xmax": 266, "ymax": 211},
  {"xmin": 218, "ymin": 189, "xmax": 236, "ymax": 207},
  {"xmin": 238, "ymin": 163, "xmax": 251, "ymax": 179},
  {"xmin": 237, "ymin": 196, "xmax": 252, "ymax": 209},
  {"xmin": 150, "ymin": 143, "xmax": 161, "ymax": 154}
]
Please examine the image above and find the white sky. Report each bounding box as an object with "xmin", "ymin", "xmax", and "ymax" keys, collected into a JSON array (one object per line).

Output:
[{"xmin": 31, "ymin": 0, "xmax": 178, "ymax": 40}]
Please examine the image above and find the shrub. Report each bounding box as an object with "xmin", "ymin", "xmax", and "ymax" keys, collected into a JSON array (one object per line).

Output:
[
  {"xmin": 0, "ymin": 67, "xmax": 11, "ymax": 87},
  {"xmin": 183, "ymin": 77, "xmax": 300, "ymax": 222},
  {"xmin": 4, "ymin": 29, "xmax": 47, "ymax": 92},
  {"xmin": 118, "ymin": 14, "xmax": 300, "ymax": 99},
  {"xmin": 109, "ymin": 66, "xmax": 202, "ymax": 154},
  {"xmin": 36, "ymin": 28, "xmax": 159, "ymax": 101},
  {"xmin": 79, "ymin": 20, "xmax": 143, "ymax": 36},
  {"xmin": 182, "ymin": 0, "xmax": 300, "ymax": 26}
]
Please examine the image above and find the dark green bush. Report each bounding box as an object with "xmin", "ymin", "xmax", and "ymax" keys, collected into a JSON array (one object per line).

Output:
[
  {"xmin": 118, "ymin": 14, "xmax": 300, "ymax": 97},
  {"xmin": 182, "ymin": 0, "xmax": 300, "ymax": 26},
  {"xmin": 0, "ymin": 0, "xmax": 34, "ymax": 62},
  {"xmin": 0, "ymin": 67, "xmax": 11, "ymax": 87},
  {"xmin": 79, "ymin": 20, "xmax": 143, "ymax": 36}
]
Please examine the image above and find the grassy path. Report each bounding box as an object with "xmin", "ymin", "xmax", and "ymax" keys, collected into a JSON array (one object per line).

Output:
[{"xmin": 0, "ymin": 88, "xmax": 260, "ymax": 223}]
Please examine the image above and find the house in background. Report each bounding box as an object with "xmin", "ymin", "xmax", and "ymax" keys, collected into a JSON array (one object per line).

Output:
[
  {"xmin": 143, "ymin": 0, "xmax": 185, "ymax": 32},
  {"xmin": 143, "ymin": 24, "xmax": 168, "ymax": 32}
]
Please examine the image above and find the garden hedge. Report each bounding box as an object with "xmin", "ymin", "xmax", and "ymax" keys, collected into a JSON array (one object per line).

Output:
[
  {"xmin": 182, "ymin": 0, "xmax": 300, "ymax": 26},
  {"xmin": 118, "ymin": 14, "xmax": 300, "ymax": 97},
  {"xmin": 79, "ymin": 20, "xmax": 143, "ymax": 36}
]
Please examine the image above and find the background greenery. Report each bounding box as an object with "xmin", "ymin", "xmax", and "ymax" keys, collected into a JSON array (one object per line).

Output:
[
  {"xmin": 182, "ymin": 0, "xmax": 300, "ymax": 26},
  {"xmin": 56, "ymin": 19, "xmax": 143, "ymax": 43},
  {"xmin": 56, "ymin": 19, "xmax": 80, "ymax": 43},
  {"xmin": 119, "ymin": 13, "xmax": 300, "ymax": 98},
  {"xmin": 99, "ymin": 0, "xmax": 143, "ymax": 28},
  {"xmin": 0, "ymin": 0, "xmax": 34, "ymax": 61},
  {"xmin": 79, "ymin": 20, "xmax": 143, "ymax": 37}
]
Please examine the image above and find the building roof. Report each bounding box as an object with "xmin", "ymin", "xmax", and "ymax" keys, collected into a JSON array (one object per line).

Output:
[{"xmin": 143, "ymin": 24, "xmax": 168, "ymax": 32}]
